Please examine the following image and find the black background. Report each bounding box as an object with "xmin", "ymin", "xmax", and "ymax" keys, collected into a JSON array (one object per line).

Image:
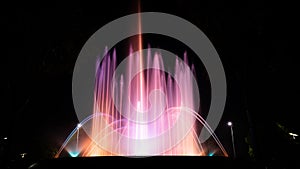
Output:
[{"xmin": 1, "ymin": 0, "xmax": 299, "ymax": 167}]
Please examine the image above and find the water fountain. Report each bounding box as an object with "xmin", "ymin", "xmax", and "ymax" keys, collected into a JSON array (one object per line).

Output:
[{"xmin": 55, "ymin": 46, "xmax": 228, "ymax": 157}]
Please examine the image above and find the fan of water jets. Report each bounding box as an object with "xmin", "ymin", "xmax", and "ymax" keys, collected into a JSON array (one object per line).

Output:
[{"xmin": 55, "ymin": 47, "xmax": 228, "ymax": 157}]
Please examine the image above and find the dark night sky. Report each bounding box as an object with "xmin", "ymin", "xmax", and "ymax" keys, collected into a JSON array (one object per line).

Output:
[{"xmin": 1, "ymin": 0, "xmax": 299, "ymax": 163}]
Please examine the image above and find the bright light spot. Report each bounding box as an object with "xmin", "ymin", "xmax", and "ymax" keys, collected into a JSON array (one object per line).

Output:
[
  {"xmin": 3, "ymin": 137, "xmax": 7, "ymax": 140},
  {"xmin": 208, "ymin": 152, "xmax": 214, "ymax": 156},
  {"xmin": 227, "ymin": 121, "xmax": 232, "ymax": 126},
  {"xmin": 77, "ymin": 123, "xmax": 82, "ymax": 129},
  {"xmin": 69, "ymin": 151, "xmax": 80, "ymax": 157},
  {"xmin": 28, "ymin": 163, "xmax": 38, "ymax": 169},
  {"xmin": 289, "ymin": 132, "xmax": 298, "ymax": 139},
  {"xmin": 20, "ymin": 153, "xmax": 27, "ymax": 158},
  {"xmin": 289, "ymin": 133, "xmax": 298, "ymax": 137}
]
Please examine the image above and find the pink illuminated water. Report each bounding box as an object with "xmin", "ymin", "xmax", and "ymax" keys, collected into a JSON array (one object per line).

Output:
[{"xmin": 55, "ymin": 46, "xmax": 228, "ymax": 157}]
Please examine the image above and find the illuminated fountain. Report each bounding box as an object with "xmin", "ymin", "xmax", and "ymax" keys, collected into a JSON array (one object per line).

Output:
[{"xmin": 55, "ymin": 45, "xmax": 228, "ymax": 157}]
